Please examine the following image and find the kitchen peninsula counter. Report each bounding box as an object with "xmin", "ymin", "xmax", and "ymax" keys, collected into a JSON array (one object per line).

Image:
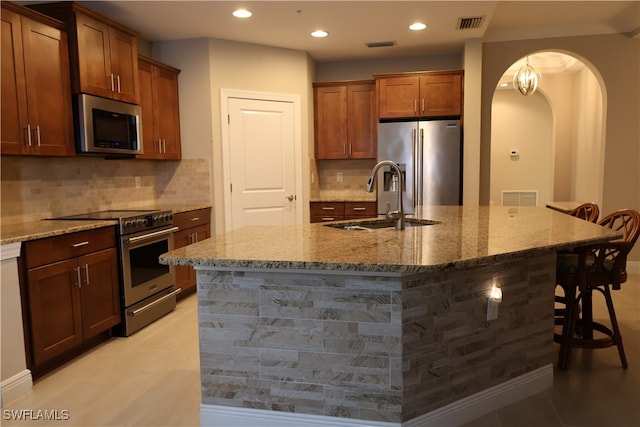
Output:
[
  {"xmin": 161, "ymin": 206, "xmax": 616, "ymax": 273},
  {"xmin": 160, "ymin": 206, "xmax": 618, "ymax": 427}
]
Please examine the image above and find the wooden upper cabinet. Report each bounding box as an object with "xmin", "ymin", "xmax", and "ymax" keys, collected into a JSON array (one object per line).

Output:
[
  {"xmin": 30, "ymin": 1, "xmax": 139, "ymax": 104},
  {"xmin": 137, "ymin": 55, "xmax": 182, "ymax": 160},
  {"xmin": 376, "ymin": 70, "xmax": 463, "ymax": 120},
  {"xmin": 314, "ymin": 80, "xmax": 376, "ymax": 160},
  {"xmin": 1, "ymin": 3, "xmax": 74, "ymax": 156}
]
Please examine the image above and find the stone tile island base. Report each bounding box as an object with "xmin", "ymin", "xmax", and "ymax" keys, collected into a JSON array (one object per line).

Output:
[{"xmin": 197, "ymin": 252, "xmax": 555, "ymax": 426}]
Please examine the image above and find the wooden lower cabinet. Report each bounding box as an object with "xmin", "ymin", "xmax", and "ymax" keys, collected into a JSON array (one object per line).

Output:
[
  {"xmin": 310, "ymin": 201, "xmax": 377, "ymax": 223},
  {"xmin": 22, "ymin": 227, "xmax": 120, "ymax": 368},
  {"xmin": 173, "ymin": 208, "xmax": 211, "ymax": 295}
]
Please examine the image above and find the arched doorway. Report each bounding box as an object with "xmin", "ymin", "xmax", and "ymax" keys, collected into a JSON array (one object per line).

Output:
[{"xmin": 490, "ymin": 52, "xmax": 606, "ymax": 208}]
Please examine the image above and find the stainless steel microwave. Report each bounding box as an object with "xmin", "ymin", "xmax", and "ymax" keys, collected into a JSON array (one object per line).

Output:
[{"xmin": 75, "ymin": 93, "xmax": 142, "ymax": 155}]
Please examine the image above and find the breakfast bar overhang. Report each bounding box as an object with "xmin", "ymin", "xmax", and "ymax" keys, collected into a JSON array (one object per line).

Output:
[{"xmin": 160, "ymin": 206, "xmax": 619, "ymax": 426}]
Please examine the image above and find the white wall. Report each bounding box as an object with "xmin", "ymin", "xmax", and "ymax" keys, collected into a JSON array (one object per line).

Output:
[
  {"xmin": 490, "ymin": 90, "xmax": 553, "ymax": 206},
  {"xmin": 153, "ymin": 39, "xmax": 314, "ymax": 234},
  {"xmin": 572, "ymin": 68, "xmax": 604, "ymax": 205},
  {"xmin": 482, "ymin": 33, "xmax": 639, "ymax": 262}
]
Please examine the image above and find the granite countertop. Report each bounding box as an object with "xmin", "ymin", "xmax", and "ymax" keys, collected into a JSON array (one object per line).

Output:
[
  {"xmin": 0, "ymin": 204, "xmax": 212, "ymax": 245},
  {"xmin": 0, "ymin": 219, "xmax": 118, "ymax": 245},
  {"xmin": 160, "ymin": 205, "xmax": 620, "ymax": 274}
]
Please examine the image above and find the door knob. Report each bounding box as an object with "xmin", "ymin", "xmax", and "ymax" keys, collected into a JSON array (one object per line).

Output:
[{"xmin": 286, "ymin": 195, "xmax": 296, "ymax": 201}]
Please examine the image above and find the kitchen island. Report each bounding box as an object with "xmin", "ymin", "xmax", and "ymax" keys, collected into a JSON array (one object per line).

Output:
[{"xmin": 160, "ymin": 206, "xmax": 618, "ymax": 427}]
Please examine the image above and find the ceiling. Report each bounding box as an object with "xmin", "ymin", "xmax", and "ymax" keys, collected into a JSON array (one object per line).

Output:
[{"xmin": 23, "ymin": 1, "xmax": 640, "ymax": 63}]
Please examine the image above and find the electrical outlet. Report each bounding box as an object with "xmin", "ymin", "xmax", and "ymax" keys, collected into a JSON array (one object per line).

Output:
[
  {"xmin": 135, "ymin": 176, "xmax": 141, "ymax": 188},
  {"xmin": 337, "ymin": 172, "xmax": 343, "ymax": 183}
]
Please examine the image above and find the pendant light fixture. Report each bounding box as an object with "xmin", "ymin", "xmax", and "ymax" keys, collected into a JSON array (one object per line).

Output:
[{"xmin": 513, "ymin": 57, "xmax": 541, "ymax": 96}]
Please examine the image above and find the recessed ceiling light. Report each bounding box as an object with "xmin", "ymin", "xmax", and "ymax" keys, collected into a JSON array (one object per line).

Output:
[
  {"xmin": 232, "ymin": 9, "xmax": 252, "ymax": 18},
  {"xmin": 311, "ymin": 30, "xmax": 329, "ymax": 38},
  {"xmin": 409, "ymin": 22, "xmax": 427, "ymax": 31}
]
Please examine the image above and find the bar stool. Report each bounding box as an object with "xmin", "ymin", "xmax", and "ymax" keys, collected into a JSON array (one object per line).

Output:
[
  {"xmin": 555, "ymin": 209, "xmax": 640, "ymax": 370},
  {"xmin": 567, "ymin": 202, "xmax": 599, "ymax": 222},
  {"xmin": 553, "ymin": 202, "xmax": 599, "ymax": 339}
]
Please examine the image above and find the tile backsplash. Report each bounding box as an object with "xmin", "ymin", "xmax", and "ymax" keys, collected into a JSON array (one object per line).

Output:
[
  {"xmin": 311, "ymin": 158, "xmax": 377, "ymax": 201},
  {"xmin": 0, "ymin": 156, "xmax": 210, "ymax": 225}
]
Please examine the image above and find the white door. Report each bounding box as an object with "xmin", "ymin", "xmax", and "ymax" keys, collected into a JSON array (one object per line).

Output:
[{"xmin": 227, "ymin": 97, "xmax": 297, "ymax": 230}]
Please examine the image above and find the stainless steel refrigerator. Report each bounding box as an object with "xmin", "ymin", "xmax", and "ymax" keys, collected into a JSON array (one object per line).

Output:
[{"xmin": 376, "ymin": 120, "xmax": 462, "ymax": 215}]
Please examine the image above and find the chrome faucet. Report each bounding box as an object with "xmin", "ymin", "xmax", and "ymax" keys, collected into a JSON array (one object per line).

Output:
[{"xmin": 366, "ymin": 160, "xmax": 405, "ymax": 230}]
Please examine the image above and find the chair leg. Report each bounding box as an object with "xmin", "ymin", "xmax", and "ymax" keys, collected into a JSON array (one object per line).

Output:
[
  {"xmin": 602, "ymin": 285, "xmax": 628, "ymax": 369},
  {"xmin": 558, "ymin": 287, "xmax": 580, "ymax": 370}
]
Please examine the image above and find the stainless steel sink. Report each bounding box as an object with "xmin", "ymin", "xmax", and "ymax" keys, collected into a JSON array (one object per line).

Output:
[{"xmin": 324, "ymin": 218, "xmax": 439, "ymax": 231}]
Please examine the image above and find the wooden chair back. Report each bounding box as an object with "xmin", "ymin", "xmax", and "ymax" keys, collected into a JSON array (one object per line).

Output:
[{"xmin": 568, "ymin": 202, "xmax": 599, "ymax": 223}]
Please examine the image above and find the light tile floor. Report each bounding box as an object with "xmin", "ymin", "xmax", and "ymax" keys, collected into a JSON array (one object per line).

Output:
[{"xmin": 3, "ymin": 276, "xmax": 639, "ymax": 427}]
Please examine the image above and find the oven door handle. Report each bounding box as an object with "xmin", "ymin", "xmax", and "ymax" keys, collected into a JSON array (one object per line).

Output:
[
  {"xmin": 127, "ymin": 288, "xmax": 182, "ymax": 317},
  {"xmin": 124, "ymin": 226, "xmax": 179, "ymax": 244}
]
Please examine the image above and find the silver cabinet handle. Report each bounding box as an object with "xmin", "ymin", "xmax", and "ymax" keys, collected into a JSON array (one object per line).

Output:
[
  {"xmin": 352, "ymin": 207, "xmax": 366, "ymax": 211},
  {"xmin": 84, "ymin": 264, "xmax": 90, "ymax": 286},
  {"xmin": 414, "ymin": 99, "xmax": 418, "ymax": 114},
  {"xmin": 110, "ymin": 73, "xmax": 115, "ymax": 92},
  {"xmin": 26, "ymin": 124, "xmax": 32, "ymax": 147},
  {"xmin": 189, "ymin": 217, "xmax": 200, "ymax": 222},
  {"xmin": 72, "ymin": 241, "xmax": 89, "ymax": 248},
  {"xmin": 321, "ymin": 207, "xmax": 334, "ymax": 211},
  {"xmin": 421, "ymin": 98, "xmax": 425, "ymax": 113},
  {"xmin": 35, "ymin": 125, "xmax": 41, "ymax": 147},
  {"xmin": 163, "ymin": 139, "xmax": 167, "ymax": 154},
  {"xmin": 117, "ymin": 75, "xmax": 121, "ymax": 93},
  {"xmin": 75, "ymin": 266, "xmax": 82, "ymax": 288}
]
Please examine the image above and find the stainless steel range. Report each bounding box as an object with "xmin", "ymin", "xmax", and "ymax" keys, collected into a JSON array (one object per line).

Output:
[{"xmin": 55, "ymin": 209, "xmax": 180, "ymax": 335}]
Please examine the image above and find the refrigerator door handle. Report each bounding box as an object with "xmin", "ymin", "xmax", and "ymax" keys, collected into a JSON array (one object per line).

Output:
[
  {"xmin": 416, "ymin": 128, "xmax": 418, "ymax": 209},
  {"xmin": 418, "ymin": 128, "xmax": 424, "ymax": 206}
]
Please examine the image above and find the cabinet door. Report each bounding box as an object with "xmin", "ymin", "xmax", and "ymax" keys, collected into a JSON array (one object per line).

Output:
[
  {"xmin": 27, "ymin": 258, "xmax": 83, "ymax": 365},
  {"xmin": 75, "ymin": 12, "xmax": 112, "ymax": 99},
  {"xmin": 155, "ymin": 65, "xmax": 181, "ymax": 159},
  {"xmin": 347, "ymin": 83, "xmax": 376, "ymax": 159},
  {"xmin": 173, "ymin": 228, "xmax": 193, "ymax": 292},
  {"xmin": 1, "ymin": 9, "xmax": 73, "ymax": 156},
  {"xmin": 79, "ymin": 248, "xmax": 121, "ymax": 339},
  {"xmin": 137, "ymin": 58, "xmax": 160, "ymax": 159},
  {"xmin": 420, "ymin": 73, "xmax": 462, "ymax": 117},
  {"xmin": 108, "ymin": 26, "xmax": 138, "ymax": 104},
  {"xmin": 21, "ymin": 16, "xmax": 74, "ymax": 156},
  {"xmin": 377, "ymin": 76, "xmax": 420, "ymax": 119},
  {"xmin": 314, "ymin": 85, "xmax": 348, "ymax": 159},
  {"xmin": 1, "ymin": 8, "xmax": 28, "ymax": 154}
]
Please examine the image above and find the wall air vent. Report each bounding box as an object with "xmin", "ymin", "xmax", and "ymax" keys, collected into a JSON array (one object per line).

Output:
[
  {"xmin": 457, "ymin": 16, "xmax": 484, "ymax": 30},
  {"xmin": 366, "ymin": 41, "xmax": 396, "ymax": 48},
  {"xmin": 501, "ymin": 191, "xmax": 538, "ymax": 207}
]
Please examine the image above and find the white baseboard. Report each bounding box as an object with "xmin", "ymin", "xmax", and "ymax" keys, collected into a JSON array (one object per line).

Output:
[
  {"xmin": 404, "ymin": 364, "xmax": 553, "ymax": 427},
  {"xmin": 200, "ymin": 364, "xmax": 553, "ymax": 427},
  {"xmin": 200, "ymin": 405, "xmax": 399, "ymax": 427},
  {"xmin": 0, "ymin": 369, "xmax": 32, "ymax": 407}
]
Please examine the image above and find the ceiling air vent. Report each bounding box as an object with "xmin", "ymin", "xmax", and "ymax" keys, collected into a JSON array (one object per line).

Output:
[
  {"xmin": 457, "ymin": 16, "xmax": 484, "ymax": 30},
  {"xmin": 366, "ymin": 41, "xmax": 395, "ymax": 48}
]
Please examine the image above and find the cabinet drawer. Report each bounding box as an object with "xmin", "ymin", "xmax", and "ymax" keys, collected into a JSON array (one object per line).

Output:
[
  {"xmin": 172, "ymin": 208, "xmax": 211, "ymax": 230},
  {"xmin": 24, "ymin": 226, "xmax": 117, "ymax": 268},
  {"xmin": 344, "ymin": 202, "xmax": 377, "ymax": 218},
  {"xmin": 310, "ymin": 202, "xmax": 345, "ymax": 217}
]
